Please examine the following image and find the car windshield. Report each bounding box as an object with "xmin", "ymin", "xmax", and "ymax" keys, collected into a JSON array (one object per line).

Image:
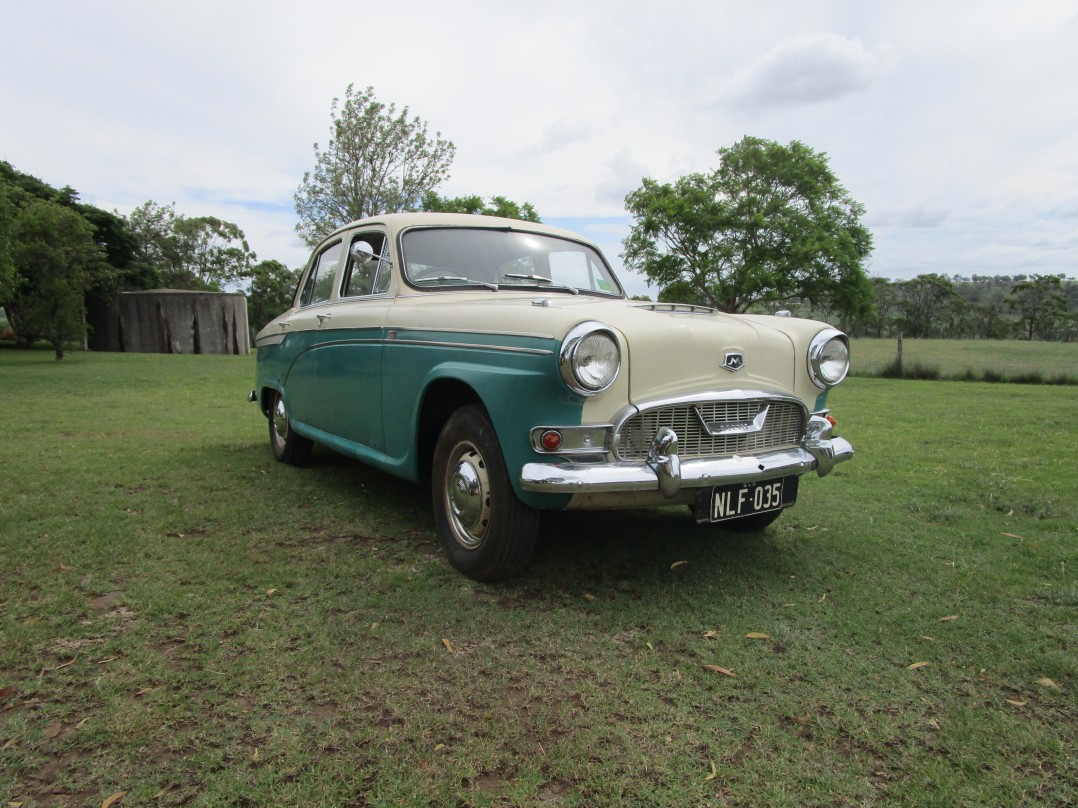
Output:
[{"xmin": 400, "ymin": 227, "xmax": 623, "ymax": 296}]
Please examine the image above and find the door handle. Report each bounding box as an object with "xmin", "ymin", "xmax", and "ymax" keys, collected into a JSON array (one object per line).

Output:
[
  {"xmin": 316, "ymin": 313, "xmax": 333, "ymax": 325},
  {"xmin": 278, "ymin": 321, "xmax": 291, "ymax": 330}
]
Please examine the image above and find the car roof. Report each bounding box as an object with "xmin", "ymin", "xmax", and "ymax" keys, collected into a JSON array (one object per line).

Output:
[{"xmin": 323, "ymin": 212, "xmax": 592, "ymax": 244}]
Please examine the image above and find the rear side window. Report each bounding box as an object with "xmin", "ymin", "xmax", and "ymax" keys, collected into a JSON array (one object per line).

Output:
[{"xmin": 299, "ymin": 241, "xmax": 342, "ymax": 307}]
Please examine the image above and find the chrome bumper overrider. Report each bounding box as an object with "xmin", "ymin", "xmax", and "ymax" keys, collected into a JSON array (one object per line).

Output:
[{"xmin": 520, "ymin": 415, "xmax": 853, "ymax": 498}]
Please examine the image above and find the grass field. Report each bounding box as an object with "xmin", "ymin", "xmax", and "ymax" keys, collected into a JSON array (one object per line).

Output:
[
  {"xmin": 1, "ymin": 349, "xmax": 1075, "ymax": 806},
  {"xmin": 850, "ymin": 337, "xmax": 1078, "ymax": 382}
]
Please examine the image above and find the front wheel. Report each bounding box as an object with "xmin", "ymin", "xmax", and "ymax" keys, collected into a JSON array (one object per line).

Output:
[
  {"xmin": 268, "ymin": 390, "xmax": 313, "ymax": 465},
  {"xmin": 432, "ymin": 405, "xmax": 539, "ymax": 581}
]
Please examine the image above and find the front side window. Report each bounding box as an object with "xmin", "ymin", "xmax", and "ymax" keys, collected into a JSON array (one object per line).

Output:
[
  {"xmin": 341, "ymin": 231, "xmax": 392, "ymax": 298},
  {"xmin": 400, "ymin": 227, "xmax": 623, "ymax": 296},
  {"xmin": 299, "ymin": 240, "xmax": 342, "ymax": 307}
]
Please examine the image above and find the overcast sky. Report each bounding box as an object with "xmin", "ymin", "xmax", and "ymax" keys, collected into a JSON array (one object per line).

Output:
[{"xmin": 3, "ymin": 0, "xmax": 1076, "ymax": 297}]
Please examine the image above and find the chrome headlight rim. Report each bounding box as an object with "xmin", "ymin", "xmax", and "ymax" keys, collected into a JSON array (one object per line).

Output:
[
  {"xmin": 559, "ymin": 321, "xmax": 621, "ymax": 396},
  {"xmin": 808, "ymin": 328, "xmax": 850, "ymax": 389}
]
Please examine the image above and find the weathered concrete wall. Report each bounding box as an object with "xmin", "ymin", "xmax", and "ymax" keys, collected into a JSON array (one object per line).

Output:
[{"xmin": 90, "ymin": 290, "xmax": 250, "ymax": 355}]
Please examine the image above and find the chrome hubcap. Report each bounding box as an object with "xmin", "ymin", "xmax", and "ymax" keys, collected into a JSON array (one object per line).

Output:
[
  {"xmin": 446, "ymin": 443, "xmax": 490, "ymax": 550},
  {"xmin": 273, "ymin": 397, "xmax": 289, "ymax": 443}
]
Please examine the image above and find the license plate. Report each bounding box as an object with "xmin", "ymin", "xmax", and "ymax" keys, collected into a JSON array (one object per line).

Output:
[{"xmin": 694, "ymin": 477, "xmax": 798, "ymax": 523}]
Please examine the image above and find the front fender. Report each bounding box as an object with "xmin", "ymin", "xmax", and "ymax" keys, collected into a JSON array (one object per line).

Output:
[{"xmin": 387, "ymin": 358, "xmax": 582, "ymax": 508}]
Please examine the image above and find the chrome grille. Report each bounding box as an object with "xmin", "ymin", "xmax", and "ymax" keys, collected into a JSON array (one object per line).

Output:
[{"xmin": 615, "ymin": 399, "xmax": 805, "ymax": 460}]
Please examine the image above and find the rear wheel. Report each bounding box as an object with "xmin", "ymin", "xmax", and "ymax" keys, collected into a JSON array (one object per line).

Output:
[
  {"xmin": 268, "ymin": 391, "xmax": 313, "ymax": 465},
  {"xmin": 432, "ymin": 405, "xmax": 539, "ymax": 581}
]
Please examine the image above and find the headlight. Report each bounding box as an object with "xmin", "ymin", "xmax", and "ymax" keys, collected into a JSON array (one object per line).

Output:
[
  {"xmin": 560, "ymin": 322, "xmax": 621, "ymax": 395},
  {"xmin": 808, "ymin": 329, "xmax": 850, "ymax": 388}
]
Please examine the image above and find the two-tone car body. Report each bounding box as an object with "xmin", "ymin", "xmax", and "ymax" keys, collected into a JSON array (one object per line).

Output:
[{"xmin": 252, "ymin": 212, "xmax": 853, "ymax": 580}]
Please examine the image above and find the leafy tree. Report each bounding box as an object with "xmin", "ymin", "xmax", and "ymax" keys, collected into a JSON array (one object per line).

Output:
[
  {"xmin": 895, "ymin": 274, "xmax": 965, "ymax": 338},
  {"xmin": 126, "ymin": 201, "xmax": 254, "ymax": 290},
  {"xmin": 246, "ymin": 259, "xmax": 300, "ymax": 332},
  {"xmin": 1008, "ymin": 275, "xmax": 1068, "ymax": 340},
  {"xmin": 622, "ymin": 136, "xmax": 874, "ymax": 322},
  {"xmin": 6, "ymin": 198, "xmax": 106, "ymax": 359},
  {"xmin": 295, "ymin": 85, "xmax": 456, "ymax": 247},
  {"xmin": 0, "ymin": 185, "xmax": 16, "ymax": 306},
  {"xmin": 417, "ymin": 191, "xmax": 540, "ymax": 222},
  {"xmin": 171, "ymin": 216, "xmax": 255, "ymax": 289}
]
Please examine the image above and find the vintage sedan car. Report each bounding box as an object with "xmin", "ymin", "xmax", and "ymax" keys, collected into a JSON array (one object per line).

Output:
[{"xmin": 251, "ymin": 212, "xmax": 853, "ymax": 581}]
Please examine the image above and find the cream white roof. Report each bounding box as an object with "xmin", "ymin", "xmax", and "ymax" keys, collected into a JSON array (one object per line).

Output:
[{"xmin": 323, "ymin": 212, "xmax": 592, "ymax": 244}]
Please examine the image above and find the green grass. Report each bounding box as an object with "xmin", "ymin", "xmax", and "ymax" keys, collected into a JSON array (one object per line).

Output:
[
  {"xmin": 2, "ymin": 349, "xmax": 1075, "ymax": 806},
  {"xmin": 850, "ymin": 338, "xmax": 1078, "ymax": 384}
]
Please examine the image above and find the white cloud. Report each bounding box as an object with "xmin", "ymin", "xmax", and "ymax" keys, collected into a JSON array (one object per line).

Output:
[
  {"xmin": 870, "ymin": 203, "xmax": 951, "ymax": 229},
  {"xmin": 594, "ymin": 152, "xmax": 651, "ymax": 208},
  {"xmin": 721, "ymin": 32, "xmax": 899, "ymax": 108},
  {"xmin": 524, "ymin": 120, "xmax": 593, "ymax": 156}
]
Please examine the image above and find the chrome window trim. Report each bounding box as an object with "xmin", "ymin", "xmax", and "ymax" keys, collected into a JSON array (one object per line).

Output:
[{"xmin": 396, "ymin": 224, "xmax": 627, "ymax": 298}]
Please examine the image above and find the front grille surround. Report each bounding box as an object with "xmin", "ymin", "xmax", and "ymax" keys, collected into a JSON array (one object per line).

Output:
[{"xmin": 614, "ymin": 396, "xmax": 806, "ymax": 461}]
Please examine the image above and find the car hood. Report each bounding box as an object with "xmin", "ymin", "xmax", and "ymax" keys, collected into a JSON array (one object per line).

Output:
[{"xmin": 386, "ymin": 292, "xmax": 800, "ymax": 404}]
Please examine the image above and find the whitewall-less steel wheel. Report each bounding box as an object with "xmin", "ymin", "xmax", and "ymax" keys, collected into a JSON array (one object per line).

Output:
[{"xmin": 432, "ymin": 405, "xmax": 539, "ymax": 581}]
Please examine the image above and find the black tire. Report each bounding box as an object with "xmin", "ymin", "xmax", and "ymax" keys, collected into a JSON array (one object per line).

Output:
[
  {"xmin": 432, "ymin": 405, "xmax": 539, "ymax": 581},
  {"xmin": 721, "ymin": 508, "xmax": 784, "ymax": 532},
  {"xmin": 268, "ymin": 390, "xmax": 313, "ymax": 466}
]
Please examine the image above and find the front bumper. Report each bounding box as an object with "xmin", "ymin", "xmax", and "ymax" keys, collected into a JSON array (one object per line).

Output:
[{"xmin": 520, "ymin": 415, "xmax": 853, "ymax": 498}]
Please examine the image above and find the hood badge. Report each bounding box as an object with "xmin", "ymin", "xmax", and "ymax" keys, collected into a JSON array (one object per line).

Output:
[{"xmin": 721, "ymin": 352, "xmax": 745, "ymax": 372}]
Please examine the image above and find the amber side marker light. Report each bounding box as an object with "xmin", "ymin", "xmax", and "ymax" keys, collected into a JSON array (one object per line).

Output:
[
  {"xmin": 826, "ymin": 415, "xmax": 837, "ymax": 427},
  {"xmin": 540, "ymin": 430, "xmax": 563, "ymax": 451}
]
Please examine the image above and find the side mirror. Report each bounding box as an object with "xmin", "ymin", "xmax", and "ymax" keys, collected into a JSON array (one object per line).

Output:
[{"xmin": 351, "ymin": 241, "xmax": 377, "ymax": 264}]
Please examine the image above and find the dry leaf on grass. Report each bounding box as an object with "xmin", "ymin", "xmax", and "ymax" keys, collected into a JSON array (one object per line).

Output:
[
  {"xmin": 43, "ymin": 722, "xmax": 63, "ymax": 740},
  {"xmin": 442, "ymin": 638, "xmax": 454, "ymax": 653},
  {"xmin": 102, "ymin": 791, "xmax": 127, "ymax": 808},
  {"xmin": 1037, "ymin": 677, "xmax": 1058, "ymax": 689},
  {"xmin": 704, "ymin": 664, "xmax": 736, "ymax": 677},
  {"xmin": 670, "ymin": 560, "xmax": 688, "ymax": 570},
  {"xmin": 907, "ymin": 661, "xmax": 930, "ymax": 670},
  {"xmin": 703, "ymin": 629, "xmax": 718, "ymax": 639},
  {"xmin": 705, "ymin": 760, "xmax": 718, "ymax": 781},
  {"xmin": 938, "ymin": 615, "xmax": 959, "ymax": 622},
  {"xmin": 1005, "ymin": 699, "xmax": 1027, "ymax": 707},
  {"xmin": 745, "ymin": 632, "xmax": 771, "ymax": 640}
]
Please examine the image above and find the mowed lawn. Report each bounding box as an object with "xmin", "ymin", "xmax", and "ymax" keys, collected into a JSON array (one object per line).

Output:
[{"xmin": 1, "ymin": 349, "xmax": 1075, "ymax": 807}]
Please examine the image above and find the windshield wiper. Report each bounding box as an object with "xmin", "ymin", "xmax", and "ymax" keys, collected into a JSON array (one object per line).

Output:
[
  {"xmin": 414, "ymin": 275, "xmax": 499, "ymax": 291},
  {"xmin": 500, "ymin": 273, "xmax": 579, "ymax": 295}
]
